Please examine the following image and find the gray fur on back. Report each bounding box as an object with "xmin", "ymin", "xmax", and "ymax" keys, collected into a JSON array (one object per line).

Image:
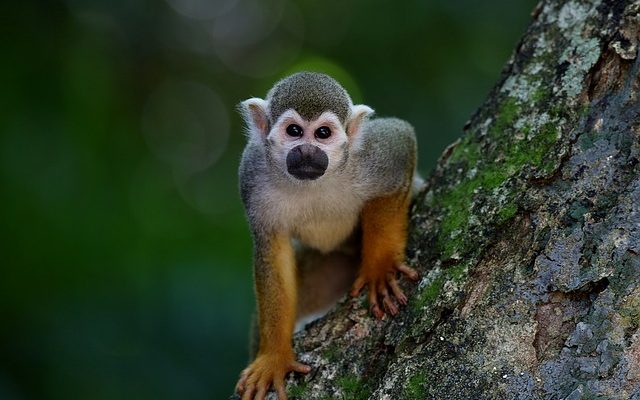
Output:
[
  {"xmin": 267, "ymin": 72, "xmax": 352, "ymax": 124},
  {"xmin": 352, "ymin": 118, "xmax": 417, "ymax": 197}
]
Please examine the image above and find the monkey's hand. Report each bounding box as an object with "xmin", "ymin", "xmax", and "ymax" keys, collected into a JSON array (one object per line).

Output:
[
  {"xmin": 350, "ymin": 262, "xmax": 419, "ymax": 318},
  {"xmin": 235, "ymin": 352, "xmax": 311, "ymax": 400}
]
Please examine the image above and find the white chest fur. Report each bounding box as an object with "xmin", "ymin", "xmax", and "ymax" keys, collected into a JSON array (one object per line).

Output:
[{"xmin": 262, "ymin": 178, "xmax": 365, "ymax": 253}]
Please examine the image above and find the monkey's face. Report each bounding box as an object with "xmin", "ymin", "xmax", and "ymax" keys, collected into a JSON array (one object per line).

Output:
[{"xmin": 267, "ymin": 110, "xmax": 349, "ymax": 181}]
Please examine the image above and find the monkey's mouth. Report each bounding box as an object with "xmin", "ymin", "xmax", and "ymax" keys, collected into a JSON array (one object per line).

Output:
[
  {"xmin": 286, "ymin": 144, "xmax": 329, "ymax": 181},
  {"xmin": 287, "ymin": 164, "xmax": 326, "ymax": 180}
]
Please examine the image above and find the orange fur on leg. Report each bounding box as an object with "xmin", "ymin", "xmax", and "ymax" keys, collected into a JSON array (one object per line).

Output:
[{"xmin": 351, "ymin": 190, "xmax": 419, "ymax": 318}]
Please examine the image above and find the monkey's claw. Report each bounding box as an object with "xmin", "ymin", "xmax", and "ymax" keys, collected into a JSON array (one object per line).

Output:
[
  {"xmin": 350, "ymin": 263, "xmax": 419, "ymax": 318},
  {"xmin": 235, "ymin": 353, "xmax": 311, "ymax": 400}
]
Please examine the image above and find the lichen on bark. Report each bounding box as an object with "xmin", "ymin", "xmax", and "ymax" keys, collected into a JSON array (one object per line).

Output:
[{"xmin": 232, "ymin": 1, "xmax": 640, "ymax": 399}]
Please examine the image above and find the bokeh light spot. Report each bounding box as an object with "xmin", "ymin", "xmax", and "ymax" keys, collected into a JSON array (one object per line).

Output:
[
  {"xmin": 141, "ymin": 80, "xmax": 229, "ymax": 175},
  {"xmin": 207, "ymin": 0, "xmax": 304, "ymax": 77},
  {"xmin": 165, "ymin": 0, "xmax": 239, "ymax": 21}
]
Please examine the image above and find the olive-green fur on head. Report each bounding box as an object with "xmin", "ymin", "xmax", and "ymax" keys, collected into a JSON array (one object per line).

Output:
[{"xmin": 267, "ymin": 72, "xmax": 352, "ymax": 124}]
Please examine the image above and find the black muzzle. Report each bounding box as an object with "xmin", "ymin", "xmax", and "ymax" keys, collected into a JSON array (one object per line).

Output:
[{"xmin": 286, "ymin": 144, "xmax": 328, "ymax": 180}]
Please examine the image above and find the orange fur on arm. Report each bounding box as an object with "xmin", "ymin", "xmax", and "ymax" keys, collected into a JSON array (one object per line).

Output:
[
  {"xmin": 254, "ymin": 232, "xmax": 297, "ymax": 359},
  {"xmin": 360, "ymin": 189, "xmax": 411, "ymax": 275}
]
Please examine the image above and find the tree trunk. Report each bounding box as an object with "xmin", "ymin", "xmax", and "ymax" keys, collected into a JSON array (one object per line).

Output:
[{"xmin": 235, "ymin": 1, "xmax": 640, "ymax": 398}]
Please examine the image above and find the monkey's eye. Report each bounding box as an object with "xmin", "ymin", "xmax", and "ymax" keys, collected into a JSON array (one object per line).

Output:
[
  {"xmin": 286, "ymin": 124, "xmax": 303, "ymax": 137},
  {"xmin": 315, "ymin": 126, "xmax": 331, "ymax": 139}
]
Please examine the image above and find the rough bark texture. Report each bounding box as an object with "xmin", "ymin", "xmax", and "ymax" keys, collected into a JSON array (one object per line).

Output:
[{"xmin": 234, "ymin": 1, "xmax": 640, "ymax": 398}]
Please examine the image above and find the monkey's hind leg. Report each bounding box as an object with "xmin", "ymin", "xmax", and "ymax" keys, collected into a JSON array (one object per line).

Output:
[
  {"xmin": 351, "ymin": 190, "xmax": 419, "ymax": 318},
  {"xmin": 247, "ymin": 247, "xmax": 357, "ymax": 361},
  {"xmin": 295, "ymin": 246, "xmax": 358, "ymax": 331}
]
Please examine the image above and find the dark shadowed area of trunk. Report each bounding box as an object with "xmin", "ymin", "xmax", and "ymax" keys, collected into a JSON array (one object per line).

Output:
[{"xmin": 233, "ymin": 0, "xmax": 640, "ymax": 398}]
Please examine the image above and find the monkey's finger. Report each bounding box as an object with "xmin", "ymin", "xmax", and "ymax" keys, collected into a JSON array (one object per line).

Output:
[
  {"xmin": 241, "ymin": 383, "xmax": 256, "ymax": 400},
  {"xmin": 254, "ymin": 384, "xmax": 268, "ymax": 400},
  {"xmin": 382, "ymin": 295, "xmax": 398, "ymax": 316},
  {"xmin": 379, "ymin": 285, "xmax": 399, "ymax": 316},
  {"xmin": 274, "ymin": 377, "xmax": 287, "ymax": 400},
  {"xmin": 388, "ymin": 277, "xmax": 408, "ymax": 305},
  {"xmin": 235, "ymin": 378, "xmax": 244, "ymax": 394},
  {"xmin": 350, "ymin": 277, "xmax": 366, "ymax": 297},
  {"xmin": 397, "ymin": 263, "xmax": 419, "ymax": 281},
  {"xmin": 236, "ymin": 370, "xmax": 250, "ymax": 393},
  {"xmin": 244, "ymin": 372, "xmax": 260, "ymax": 398},
  {"xmin": 276, "ymin": 383, "xmax": 287, "ymax": 400},
  {"xmin": 368, "ymin": 288, "xmax": 384, "ymax": 319},
  {"xmin": 372, "ymin": 304, "xmax": 384, "ymax": 319},
  {"xmin": 290, "ymin": 361, "xmax": 311, "ymax": 374}
]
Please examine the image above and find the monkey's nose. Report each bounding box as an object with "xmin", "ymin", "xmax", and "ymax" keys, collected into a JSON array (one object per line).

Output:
[
  {"xmin": 286, "ymin": 144, "xmax": 328, "ymax": 180},
  {"xmin": 299, "ymin": 144, "xmax": 319, "ymax": 159}
]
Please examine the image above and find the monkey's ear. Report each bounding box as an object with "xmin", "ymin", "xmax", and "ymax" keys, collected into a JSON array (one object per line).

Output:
[
  {"xmin": 240, "ymin": 98, "xmax": 270, "ymax": 137},
  {"xmin": 346, "ymin": 104, "xmax": 374, "ymax": 136}
]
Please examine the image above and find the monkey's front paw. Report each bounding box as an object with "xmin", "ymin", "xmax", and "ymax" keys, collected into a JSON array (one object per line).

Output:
[
  {"xmin": 350, "ymin": 263, "xmax": 419, "ymax": 319},
  {"xmin": 235, "ymin": 353, "xmax": 311, "ymax": 400}
]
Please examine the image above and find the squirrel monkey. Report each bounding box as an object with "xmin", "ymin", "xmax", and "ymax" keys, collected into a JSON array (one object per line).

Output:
[{"xmin": 236, "ymin": 72, "xmax": 419, "ymax": 400}]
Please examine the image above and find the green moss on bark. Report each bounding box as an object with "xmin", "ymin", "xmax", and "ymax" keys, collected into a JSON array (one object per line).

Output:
[
  {"xmin": 401, "ymin": 372, "xmax": 427, "ymax": 399},
  {"xmin": 434, "ymin": 95, "xmax": 561, "ymax": 259},
  {"xmin": 336, "ymin": 374, "xmax": 371, "ymax": 400},
  {"xmin": 287, "ymin": 382, "xmax": 308, "ymax": 399},
  {"xmin": 413, "ymin": 262, "xmax": 468, "ymax": 312},
  {"xmin": 414, "ymin": 272, "xmax": 445, "ymax": 312}
]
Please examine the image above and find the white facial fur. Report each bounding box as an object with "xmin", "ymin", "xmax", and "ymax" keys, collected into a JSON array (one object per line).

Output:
[{"xmin": 266, "ymin": 109, "xmax": 349, "ymax": 182}]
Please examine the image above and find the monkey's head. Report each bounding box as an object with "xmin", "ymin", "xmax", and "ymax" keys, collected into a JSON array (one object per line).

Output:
[{"xmin": 240, "ymin": 72, "xmax": 373, "ymax": 181}]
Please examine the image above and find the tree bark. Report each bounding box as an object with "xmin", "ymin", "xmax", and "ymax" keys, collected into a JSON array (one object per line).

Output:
[{"xmin": 235, "ymin": 1, "xmax": 640, "ymax": 398}]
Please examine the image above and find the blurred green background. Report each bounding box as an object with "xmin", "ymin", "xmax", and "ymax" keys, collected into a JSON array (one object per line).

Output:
[{"xmin": 1, "ymin": 0, "xmax": 535, "ymax": 398}]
